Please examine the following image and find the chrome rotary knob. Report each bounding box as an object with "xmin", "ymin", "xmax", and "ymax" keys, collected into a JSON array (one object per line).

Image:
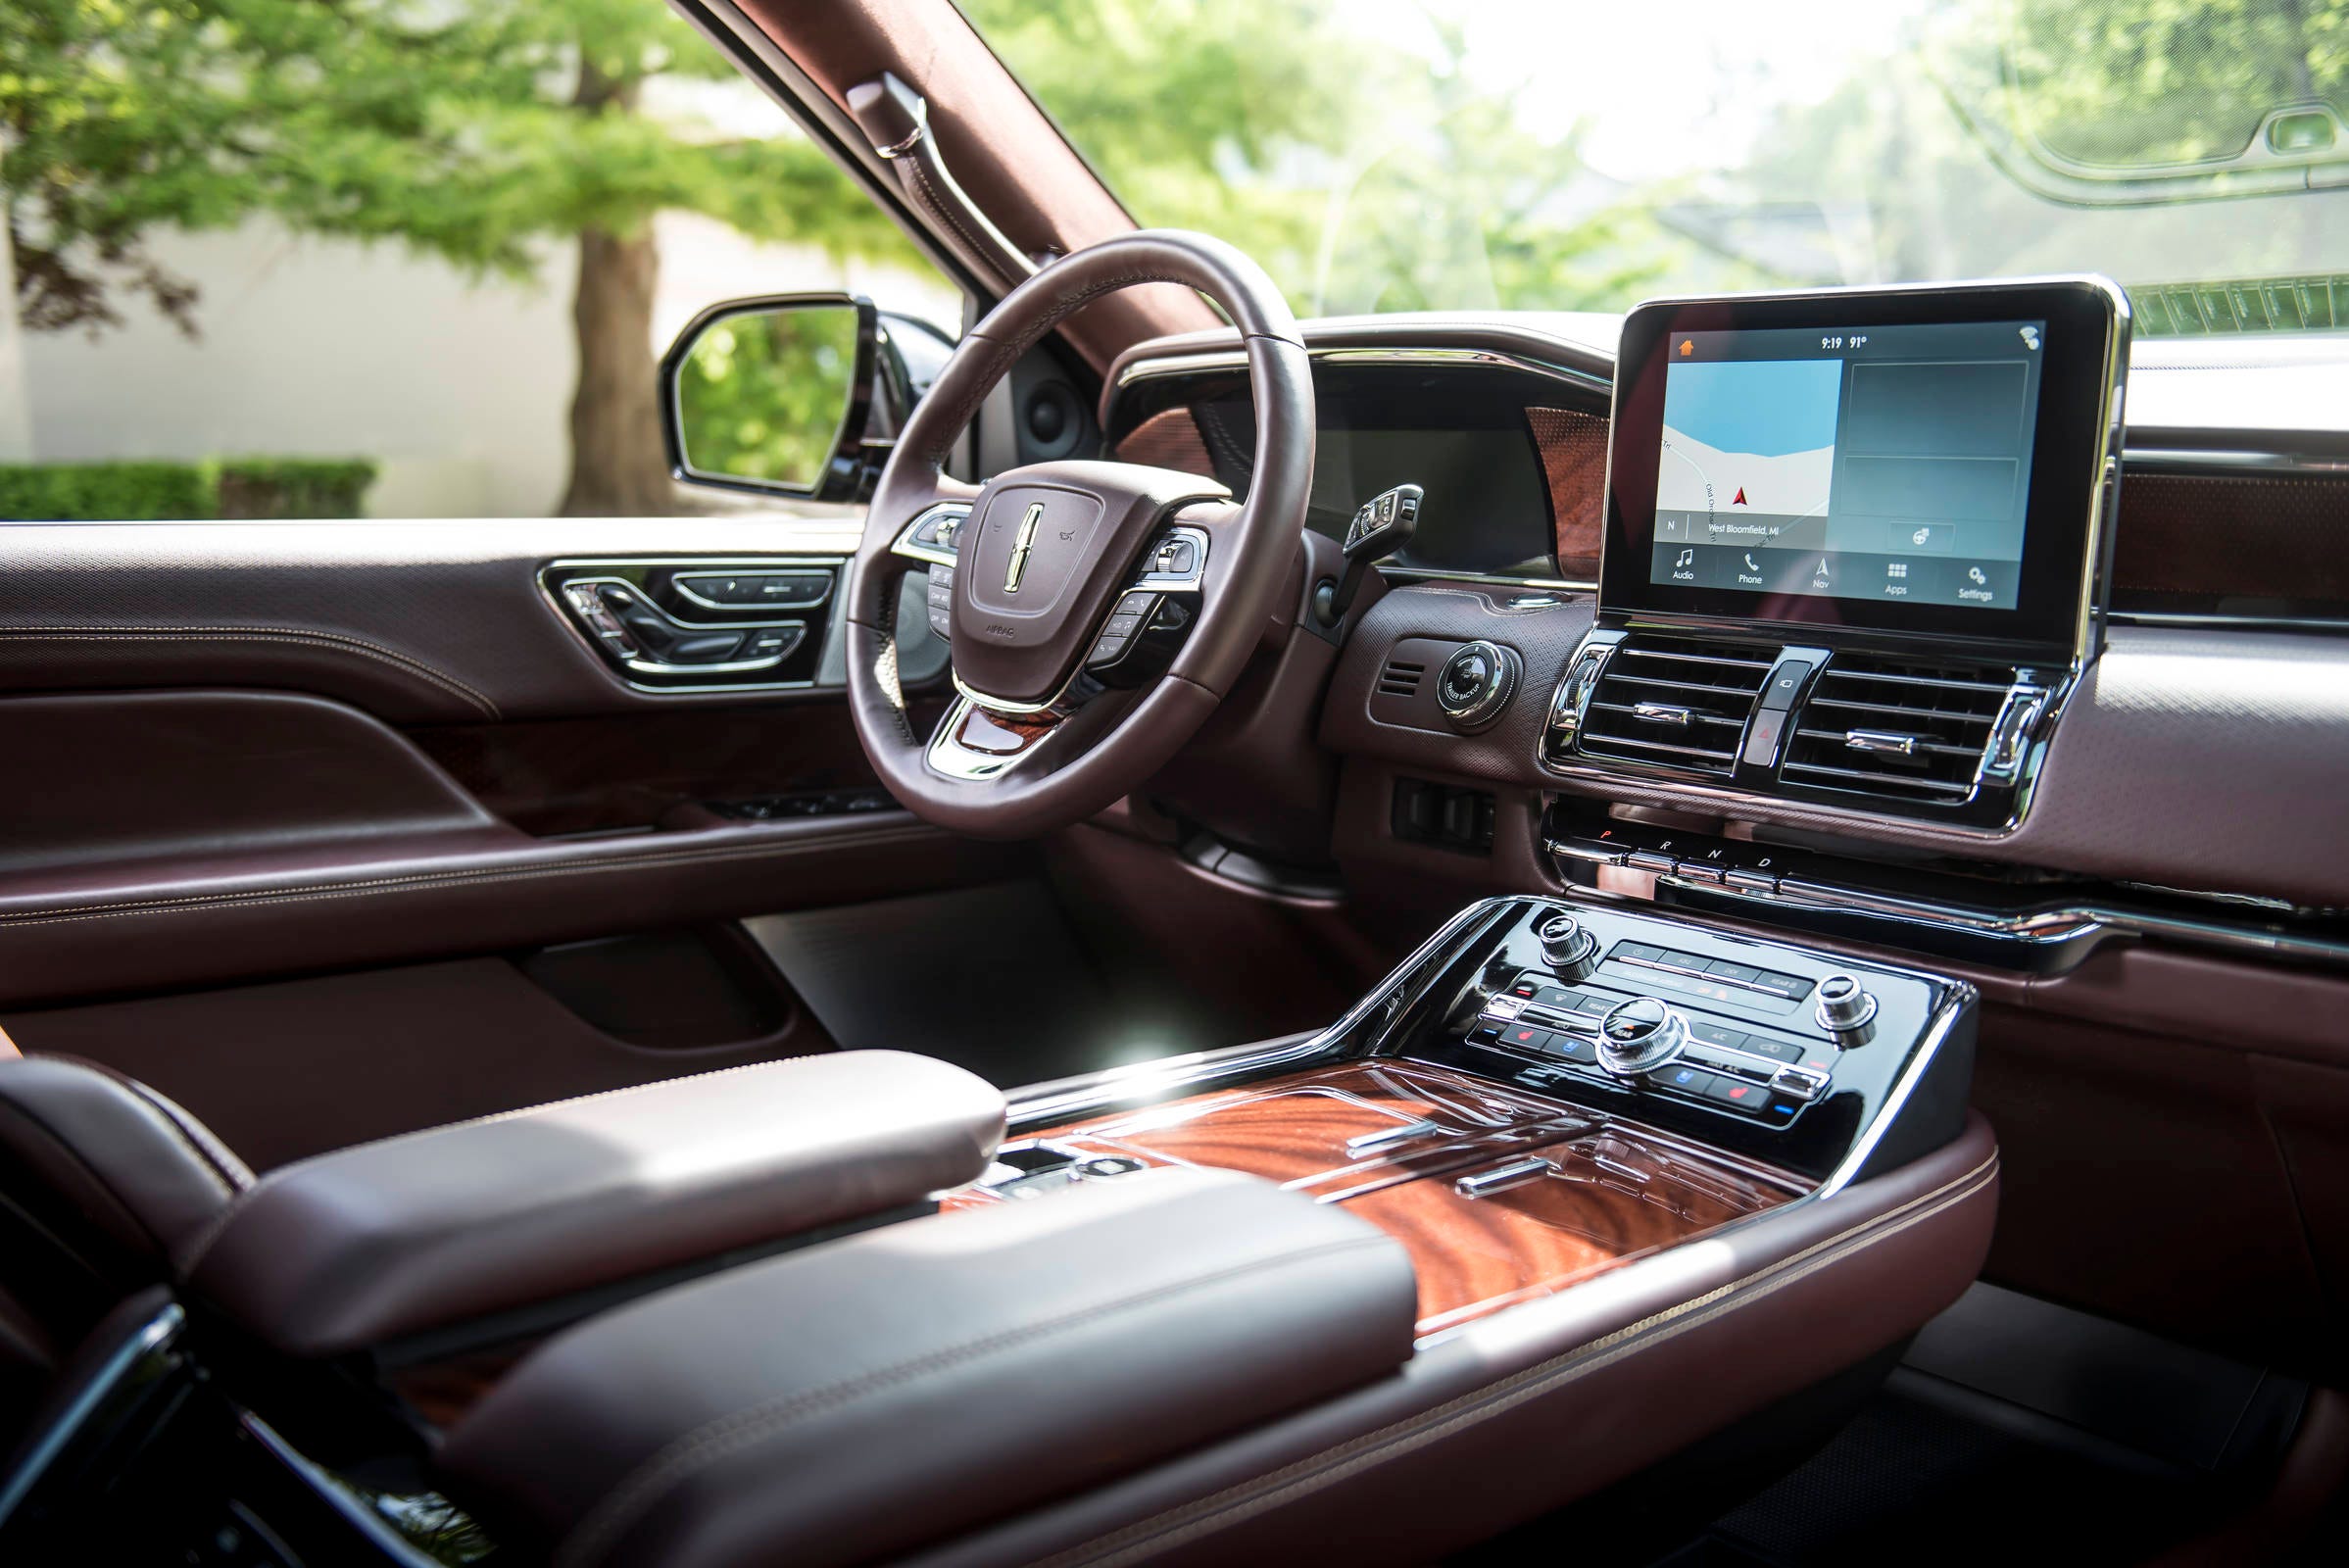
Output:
[
  {"xmin": 1537, "ymin": 911, "xmax": 1600, "ymax": 982},
  {"xmin": 1596, "ymin": 996, "xmax": 1688, "ymax": 1079},
  {"xmin": 1814, "ymin": 973, "xmax": 1879, "ymax": 1049}
]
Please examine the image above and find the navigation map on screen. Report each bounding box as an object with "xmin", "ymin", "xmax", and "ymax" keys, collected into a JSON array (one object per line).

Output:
[{"xmin": 1649, "ymin": 320, "xmax": 2047, "ymax": 612}]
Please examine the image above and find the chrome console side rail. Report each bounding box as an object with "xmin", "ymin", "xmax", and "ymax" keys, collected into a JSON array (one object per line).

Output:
[{"xmin": 1002, "ymin": 897, "xmax": 1523, "ymax": 1132}]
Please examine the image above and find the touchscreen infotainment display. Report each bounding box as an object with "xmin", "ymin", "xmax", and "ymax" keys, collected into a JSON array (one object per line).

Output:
[
  {"xmin": 1649, "ymin": 322, "xmax": 2046, "ymax": 612},
  {"xmin": 1600, "ymin": 278, "xmax": 2126, "ymax": 654}
]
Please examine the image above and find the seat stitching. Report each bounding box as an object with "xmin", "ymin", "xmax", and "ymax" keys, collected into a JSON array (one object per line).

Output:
[
  {"xmin": 0, "ymin": 626, "xmax": 500, "ymax": 716},
  {"xmin": 556, "ymin": 1234, "xmax": 1397, "ymax": 1568},
  {"xmin": 0, "ymin": 823, "xmax": 939, "ymax": 930},
  {"xmin": 1036, "ymin": 1154, "xmax": 1998, "ymax": 1568}
]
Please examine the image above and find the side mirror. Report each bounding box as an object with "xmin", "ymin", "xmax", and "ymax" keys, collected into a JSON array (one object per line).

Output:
[{"xmin": 661, "ymin": 294, "xmax": 880, "ymax": 503}]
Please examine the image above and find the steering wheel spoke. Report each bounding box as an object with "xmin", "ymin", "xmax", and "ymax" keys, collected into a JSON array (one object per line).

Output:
[{"xmin": 842, "ymin": 231, "xmax": 1311, "ymax": 838}]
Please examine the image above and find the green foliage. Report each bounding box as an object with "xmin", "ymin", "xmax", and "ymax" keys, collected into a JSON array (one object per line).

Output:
[
  {"xmin": 0, "ymin": 461, "xmax": 214, "ymax": 520},
  {"xmin": 0, "ymin": 458, "xmax": 376, "ymax": 519},
  {"xmin": 0, "ymin": 0, "xmax": 922, "ymax": 336},
  {"xmin": 962, "ymin": 0, "xmax": 1710, "ymax": 313},
  {"xmin": 675, "ymin": 306, "xmax": 861, "ymax": 487},
  {"xmin": 1992, "ymin": 0, "xmax": 2345, "ymax": 169},
  {"xmin": 215, "ymin": 459, "xmax": 379, "ymax": 518}
]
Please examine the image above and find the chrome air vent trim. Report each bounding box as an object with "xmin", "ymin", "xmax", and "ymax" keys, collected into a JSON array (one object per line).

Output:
[
  {"xmin": 1781, "ymin": 654, "xmax": 2037, "ymax": 809},
  {"xmin": 1568, "ymin": 632, "xmax": 1777, "ymax": 777}
]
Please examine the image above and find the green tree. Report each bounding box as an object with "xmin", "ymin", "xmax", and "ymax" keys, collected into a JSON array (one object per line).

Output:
[{"xmin": 2, "ymin": 0, "xmax": 913, "ymax": 514}]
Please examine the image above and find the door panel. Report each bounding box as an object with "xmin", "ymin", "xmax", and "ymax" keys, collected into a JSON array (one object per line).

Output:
[
  {"xmin": 0, "ymin": 937, "xmax": 836, "ymax": 1169},
  {"xmin": 0, "ymin": 512, "xmax": 1012, "ymax": 1147}
]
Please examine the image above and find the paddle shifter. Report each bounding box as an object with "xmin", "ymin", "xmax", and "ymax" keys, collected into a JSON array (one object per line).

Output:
[{"xmin": 1313, "ymin": 483, "xmax": 1422, "ymax": 625}]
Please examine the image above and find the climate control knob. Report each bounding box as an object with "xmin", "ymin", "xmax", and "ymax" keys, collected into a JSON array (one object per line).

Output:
[
  {"xmin": 1595, "ymin": 996, "xmax": 1688, "ymax": 1079},
  {"xmin": 1814, "ymin": 973, "xmax": 1879, "ymax": 1049},
  {"xmin": 1537, "ymin": 911, "xmax": 1600, "ymax": 982}
]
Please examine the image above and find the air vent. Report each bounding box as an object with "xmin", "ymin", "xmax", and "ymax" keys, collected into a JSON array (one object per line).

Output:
[
  {"xmin": 1782, "ymin": 654, "xmax": 2021, "ymax": 807},
  {"xmin": 1378, "ymin": 659, "xmax": 1426, "ymax": 699},
  {"xmin": 1576, "ymin": 635, "xmax": 1775, "ymax": 776}
]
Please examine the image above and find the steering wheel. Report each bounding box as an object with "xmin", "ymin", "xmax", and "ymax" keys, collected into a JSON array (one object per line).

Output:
[{"xmin": 844, "ymin": 231, "xmax": 1314, "ymax": 840}]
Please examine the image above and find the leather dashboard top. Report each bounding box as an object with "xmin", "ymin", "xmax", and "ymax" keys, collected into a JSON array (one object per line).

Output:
[{"xmin": 1324, "ymin": 583, "xmax": 2349, "ymax": 909}]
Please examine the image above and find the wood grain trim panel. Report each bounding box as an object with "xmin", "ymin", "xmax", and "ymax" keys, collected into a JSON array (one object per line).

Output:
[{"xmin": 960, "ymin": 1062, "xmax": 1803, "ymax": 1334}]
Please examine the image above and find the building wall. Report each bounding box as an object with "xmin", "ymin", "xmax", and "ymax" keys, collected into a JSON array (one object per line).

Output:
[{"xmin": 1, "ymin": 212, "xmax": 960, "ymax": 518}]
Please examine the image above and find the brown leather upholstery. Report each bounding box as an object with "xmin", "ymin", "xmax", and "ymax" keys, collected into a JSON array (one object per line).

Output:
[
  {"xmin": 184, "ymin": 1051, "xmax": 1005, "ymax": 1358},
  {"xmin": 0, "ymin": 1056, "xmax": 249, "ymax": 1362},
  {"xmin": 0, "ymin": 1056, "xmax": 251, "ymax": 1278},
  {"xmin": 438, "ymin": 1166, "xmax": 1421, "ymax": 1568},
  {"xmin": 444, "ymin": 1116, "xmax": 1994, "ymax": 1568}
]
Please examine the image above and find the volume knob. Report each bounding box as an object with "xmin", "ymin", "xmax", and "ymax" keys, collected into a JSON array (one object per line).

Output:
[
  {"xmin": 1537, "ymin": 911, "xmax": 1600, "ymax": 982},
  {"xmin": 1595, "ymin": 996, "xmax": 1688, "ymax": 1079},
  {"xmin": 1814, "ymin": 973, "xmax": 1879, "ymax": 1049}
]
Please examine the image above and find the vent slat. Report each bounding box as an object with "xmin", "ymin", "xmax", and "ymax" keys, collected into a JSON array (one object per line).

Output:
[
  {"xmin": 1574, "ymin": 634, "xmax": 1775, "ymax": 776},
  {"xmin": 1378, "ymin": 659, "xmax": 1425, "ymax": 698},
  {"xmin": 1783, "ymin": 652, "xmax": 2023, "ymax": 808}
]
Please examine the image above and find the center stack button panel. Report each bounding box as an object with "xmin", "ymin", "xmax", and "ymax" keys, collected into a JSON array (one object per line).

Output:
[{"xmin": 1421, "ymin": 899, "xmax": 1974, "ymax": 1181}]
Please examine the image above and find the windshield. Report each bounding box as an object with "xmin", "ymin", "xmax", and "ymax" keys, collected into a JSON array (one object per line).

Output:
[{"xmin": 969, "ymin": 0, "xmax": 2349, "ymax": 334}]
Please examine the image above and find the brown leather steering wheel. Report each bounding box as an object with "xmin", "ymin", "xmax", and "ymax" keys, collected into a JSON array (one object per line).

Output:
[{"xmin": 844, "ymin": 231, "xmax": 1313, "ymax": 840}]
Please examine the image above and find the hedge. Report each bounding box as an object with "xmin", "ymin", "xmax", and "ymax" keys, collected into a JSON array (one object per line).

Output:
[{"xmin": 0, "ymin": 458, "xmax": 378, "ymax": 520}]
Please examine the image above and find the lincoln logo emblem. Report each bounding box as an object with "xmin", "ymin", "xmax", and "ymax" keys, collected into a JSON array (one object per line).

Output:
[{"xmin": 1003, "ymin": 502, "xmax": 1043, "ymax": 593}]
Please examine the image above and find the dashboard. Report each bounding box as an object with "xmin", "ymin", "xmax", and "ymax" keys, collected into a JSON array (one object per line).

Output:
[{"xmin": 1101, "ymin": 289, "xmax": 2349, "ymax": 931}]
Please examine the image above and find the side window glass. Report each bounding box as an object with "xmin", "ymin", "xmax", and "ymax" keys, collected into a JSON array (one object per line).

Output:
[{"xmin": 0, "ymin": 7, "xmax": 958, "ymax": 520}]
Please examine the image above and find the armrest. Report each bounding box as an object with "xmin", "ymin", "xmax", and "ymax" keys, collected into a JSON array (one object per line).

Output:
[
  {"xmin": 439, "ymin": 1166, "xmax": 1417, "ymax": 1568},
  {"xmin": 183, "ymin": 1051, "xmax": 1004, "ymax": 1358}
]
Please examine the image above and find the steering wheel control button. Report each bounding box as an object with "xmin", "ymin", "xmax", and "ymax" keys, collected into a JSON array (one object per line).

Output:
[
  {"xmin": 1536, "ymin": 911, "xmax": 1601, "ymax": 982},
  {"xmin": 1815, "ymin": 973, "xmax": 1880, "ymax": 1049},
  {"xmin": 1595, "ymin": 996, "xmax": 1689, "ymax": 1079},
  {"xmin": 1436, "ymin": 639, "xmax": 1521, "ymax": 733}
]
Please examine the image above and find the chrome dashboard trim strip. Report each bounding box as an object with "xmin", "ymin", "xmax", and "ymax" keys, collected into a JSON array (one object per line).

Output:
[
  {"xmin": 2121, "ymin": 446, "xmax": 2349, "ymax": 474},
  {"xmin": 1549, "ymin": 838, "xmax": 2349, "ymax": 971},
  {"xmin": 1114, "ymin": 343, "xmax": 1611, "ymax": 397},
  {"xmin": 1382, "ymin": 566, "xmax": 1598, "ymax": 594}
]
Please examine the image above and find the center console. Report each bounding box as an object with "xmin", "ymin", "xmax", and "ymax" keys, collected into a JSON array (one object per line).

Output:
[{"xmin": 957, "ymin": 895, "xmax": 1977, "ymax": 1338}]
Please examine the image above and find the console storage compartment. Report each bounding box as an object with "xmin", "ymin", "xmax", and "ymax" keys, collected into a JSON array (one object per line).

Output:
[
  {"xmin": 184, "ymin": 1051, "xmax": 1005, "ymax": 1359},
  {"xmin": 438, "ymin": 1166, "xmax": 1418, "ymax": 1568}
]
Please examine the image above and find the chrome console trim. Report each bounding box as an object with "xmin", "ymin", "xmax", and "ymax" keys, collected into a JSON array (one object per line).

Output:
[
  {"xmin": 1001, "ymin": 897, "xmax": 1518, "ymax": 1132},
  {"xmin": 1819, "ymin": 984, "xmax": 1974, "ymax": 1199}
]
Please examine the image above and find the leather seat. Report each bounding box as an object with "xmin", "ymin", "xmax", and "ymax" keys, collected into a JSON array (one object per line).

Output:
[
  {"xmin": 0, "ymin": 1055, "xmax": 250, "ymax": 1350},
  {"xmin": 0, "ymin": 1048, "xmax": 1005, "ymax": 1444}
]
